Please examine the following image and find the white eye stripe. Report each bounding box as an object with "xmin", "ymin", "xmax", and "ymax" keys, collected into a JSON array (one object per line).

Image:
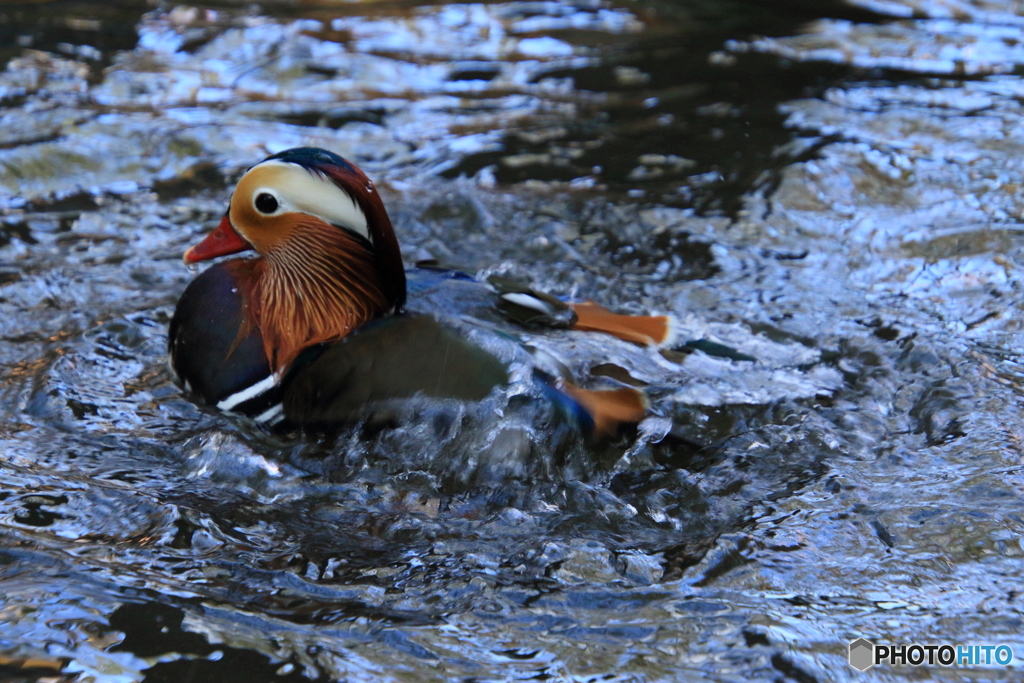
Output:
[{"xmin": 251, "ymin": 160, "xmax": 371, "ymax": 243}]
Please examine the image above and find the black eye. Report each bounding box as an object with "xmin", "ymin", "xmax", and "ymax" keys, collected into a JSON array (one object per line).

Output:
[{"xmin": 255, "ymin": 192, "xmax": 279, "ymax": 214}]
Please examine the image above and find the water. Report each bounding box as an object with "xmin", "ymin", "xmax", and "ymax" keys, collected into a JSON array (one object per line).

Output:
[{"xmin": 2, "ymin": 0, "xmax": 1024, "ymax": 681}]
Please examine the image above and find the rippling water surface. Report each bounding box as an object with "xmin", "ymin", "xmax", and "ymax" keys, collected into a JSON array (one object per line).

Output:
[{"xmin": 3, "ymin": 0, "xmax": 1024, "ymax": 681}]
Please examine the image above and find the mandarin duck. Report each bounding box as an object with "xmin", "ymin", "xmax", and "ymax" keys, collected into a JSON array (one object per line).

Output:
[{"xmin": 169, "ymin": 147, "xmax": 680, "ymax": 435}]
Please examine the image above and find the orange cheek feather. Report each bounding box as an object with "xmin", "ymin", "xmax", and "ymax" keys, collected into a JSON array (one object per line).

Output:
[{"xmin": 184, "ymin": 215, "xmax": 253, "ymax": 264}]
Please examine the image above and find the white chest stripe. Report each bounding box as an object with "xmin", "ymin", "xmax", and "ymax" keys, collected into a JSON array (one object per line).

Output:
[
  {"xmin": 254, "ymin": 403, "xmax": 284, "ymax": 425},
  {"xmin": 217, "ymin": 374, "xmax": 279, "ymax": 412}
]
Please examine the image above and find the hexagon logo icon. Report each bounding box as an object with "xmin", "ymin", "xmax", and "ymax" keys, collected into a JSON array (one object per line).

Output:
[{"xmin": 849, "ymin": 638, "xmax": 875, "ymax": 671}]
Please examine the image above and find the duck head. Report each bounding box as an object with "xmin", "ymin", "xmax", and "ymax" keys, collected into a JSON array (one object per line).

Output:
[{"xmin": 184, "ymin": 147, "xmax": 406, "ymax": 372}]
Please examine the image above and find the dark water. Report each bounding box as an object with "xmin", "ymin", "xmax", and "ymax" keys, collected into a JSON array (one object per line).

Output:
[{"xmin": 2, "ymin": 0, "xmax": 1024, "ymax": 681}]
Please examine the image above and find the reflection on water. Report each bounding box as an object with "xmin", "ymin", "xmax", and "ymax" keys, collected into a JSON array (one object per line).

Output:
[
  {"xmin": 0, "ymin": 0, "xmax": 144, "ymax": 70},
  {"xmin": 2, "ymin": 0, "xmax": 1024, "ymax": 681}
]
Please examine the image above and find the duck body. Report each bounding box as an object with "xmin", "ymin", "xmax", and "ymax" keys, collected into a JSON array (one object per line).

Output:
[
  {"xmin": 170, "ymin": 264, "xmax": 514, "ymax": 430},
  {"xmin": 170, "ymin": 147, "xmax": 660, "ymax": 435}
]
